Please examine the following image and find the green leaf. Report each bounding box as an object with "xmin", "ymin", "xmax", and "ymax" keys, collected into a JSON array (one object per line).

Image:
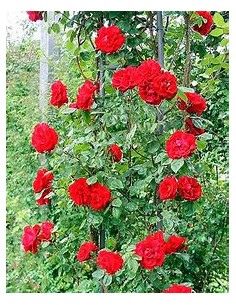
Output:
[
  {"xmin": 171, "ymin": 158, "xmax": 184, "ymax": 173},
  {"xmin": 103, "ymin": 274, "xmax": 112, "ymax": 286},
  {"xmin": 112, "ymin": 198, "xmax": 122, "ymax": 207},
  {"xmin": 213, "ymin": 13, "xmax": 225, "ymax": 28},
  {"xmin": 92, "ymin": 269, "xmax": 105, "ymax": 280},
  {"xmin": 147, "ymin": 140, "xmax": 160, "ymax": 154},
  {"xmin": 80, "ymin": 51, "xmax": 90, "ymax": 61},
  {"xmin": 108, "ymin": 178, "xmax": 124, "ymax": 190},
  {"xmin": 51, "ymin": 23, "xmax": 60, "ymax": 33},
  {"xmin": 66, "ymin": 40, "xmax": 74, "ymax": 51},
  {"xmin": 127, "ymin": 124, "xmax": 137, "ymax": 141},
  {"xmin": 105, "ymin": 84, "xmax": 116, "ymax": 94},
  {"xmin": 191, "ymin": 117, "xmax": 205, "ymax": 129},
  {"xmin": 112, "ymin": 207, "xmax": 122, "ymax": 218},
  {"xmin": 177, "ymin": 89, "xmax": 187, "ymax": 102},
  {"xmin": 210, "ymin": 28, "xmax": 223, "ymax": 37},
  {"xmin": 197, "ymin": 140, "xmax": 207, "ymax": 150},
  {"xmin": 199, "ymin": 133, "xmax": 213, "ymax": 141},
  {"xmin": 87, "ymin": 176, "xmax": 98, "ymax": 185},
  {"xmin": 127, "ymin": 258, "xmax": 139, "ymax": 274},
  {"xmin": 178, "ymin": 86, "xmax": 194, "ymax": 93}
]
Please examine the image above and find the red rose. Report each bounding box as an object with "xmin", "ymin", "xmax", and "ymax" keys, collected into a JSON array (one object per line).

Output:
[
  {"xmin": 163, "ymin": 284, "xmax": 192, "ymax": 293},
  {"xmin": 89, "ymin": 183, "xmax": 111, "ymax": 211},
  {"xmin": 77, "ymin": 242, "xmax": 98, "ymax": 262},
  {"xmin": 164, "ymin": 235, "xmax": 188, "ymax": 254},
  {"xmin": 154, "ymin": 71, "xmax": 178, "ymax": 100},
  {"xmin": 95, "ymin": 25, "xmax": 125, "ymax": 54},
  {"xmin": 112, "ymin": 66, "xmax": 138, "ymax": 92},
  {"xmin": 36, "ymin": 189, "xmax": 52, "ymax": 205},
  {"xmin": 21, "ymin": 224, "xmax": 41, "ymax": 253},
  {"xmin": 192, "ymin": 11, "xmax": 213, "ymax": 36},
  {"xmin": 97, "ymin": 250, "xmax": 124, "ymax": 274},
  {"xmin": 31, "ymin": 123, "xmax": 58, "ymax": 153},
  {"xmin": 26, "ymin": 11, "xmax": 44, "ymax": 22},
  {"xmin": 177, "ymin": 176, "xmax": 202, "ymax": 201},
  {"xmin": 137, "ymin": 59, "xmax": 163, "ymax": 105},
  {"xmin": 135, "ymin": 231, "xmax": 165, "ymax": 270},
  {"xmin": 137, "ymin": 59, "xmax": 162, "ymax": 83},
  {"xmin": 68, "ymin": 178, "xmax": 90, "ymax": 206},
  {"xmin": 109, "ymin": 144, "xmax": 123, "ymax": 162},
  {"xmin": 185, "ymin": 118, "xmax": 205, "ymax": 136},
  {"xmin": 166, "ymin": 130, "xmax": 196, "ymax": 159},
  {"xmin": 138, "ymin": 81, "xmax": 163, "ymax": 105},
  {"xmin": 76, "ymin": 80, "xmax": 98, "ymax": 111},
  {"xmin": 38, "ymin": 221, "xmax": 54, "ymax": 241},
  {"xmin": 178, "ymin": 92, "xmax": 207, "ymax": 116},
  {"xmin": 158, "ymin": 176, "xmax": 178, "ymax": 200},
  {"xmin": 50, "ymin": 81, "xmax": 69, "ymax": 108},
  {"xmin": 33, "ymin": 169, "xmax": 54, "ymax": 193}
]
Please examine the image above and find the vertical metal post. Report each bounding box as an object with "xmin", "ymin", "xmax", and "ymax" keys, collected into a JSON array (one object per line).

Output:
[
  {"xmin": 156, "ymin": 11, "xmax": 164, "ymax": 231},
  {"xmin": 39, "ymin": 12, "xmax": 56, "ymax": 167}
]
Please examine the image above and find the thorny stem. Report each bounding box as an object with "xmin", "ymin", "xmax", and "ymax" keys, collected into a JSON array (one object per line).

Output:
[{"xmin": 183, "ymin": 12, "xmax": 191, "ymax": 87}]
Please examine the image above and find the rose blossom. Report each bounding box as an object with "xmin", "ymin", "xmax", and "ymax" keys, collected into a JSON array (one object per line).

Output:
[
  {"xmin": 26, "ymin": 11, "xmax": 44, "ymax": 22},
  {"xmin": 89, "ymin": 183, "xmax": 111, "ymax": 211},
  {"xmin": 109, "ymin": 144, "xmax": 123, "ymax": 162},
  {"xmin": 95, "ymin": 25, "xmax": 125, "ymax": 54},
  {"xmin": 185, "ymin": 117, "xmax": 205, "ymax": 136},
  {"xmin": 77, "ymin": 242, "xmax": 98, "ymax": 262},
  {"xmin": 50, "ymin": 81, "xmax": 69, "ymax": 108},
  {"xmin": 164, "ymin": 235, "xmax": 188, "ymax": 254},
  {"xmin": 177, "ymin": 176, "xmax": 202, "ymax": 201},
  {"xmin": 76, "ymin": 80, "xmax": 98, "ymax": 111},
  {"xmin": 33, "ymin": 169, "xmax": 54, "ymax": 193},
  {"xmin": 166, "ymin": 130, "xmax": 196, "ymax": 159},
  {"xmin": 178, "ymin": 92, "xmax": 207, "ymax": 116},
  {"xmin": 163, "ymin": 284, "xmax": 192, "ymax": 293},
  {"xmin": 97, "ymin": 250, "xmax": 124, "ymax": 274},
  {"xmin": 158, "ymin": 176, "xmax": 178, "ymax": 200},
  {"xmin": 135, "ymin": 231, "xmax": 165, "ymax": 269},
  {"xmin": 68, "ymin": 178, "xmax": 90, "ymax": 206},
  {"xmin": 31, "ymin": 123, "xmax": 58, "ymax": 153},
  {"xmin": 112, "ymin": 66, "xmax": 138, "ymax": 92},
  {"xmin": 153, "ymin": 71, "xmax": 178, "ymax": 100},
  {"xmin": 192, "ymin": 11, "xmax": 213, "ymax": 36}
]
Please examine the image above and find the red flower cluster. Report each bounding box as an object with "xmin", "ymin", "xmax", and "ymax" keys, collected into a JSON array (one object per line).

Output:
[
  {"xmin": 163, "ymin": 284, "xmax": 192, "ymax": 293},
  {"xmin": 26, "ymin": 11, "xmax": 44, "ymax": 22},
  {"xmin": 50, "ymin": 81, "xmax": 69, "ymax": 108},
  {"xmin": 68, "ymin": 178, "xmax": 111, "ymax": 211},
  {"xmin": 76, "ymin": 242, "xmax": 98, "ymax": 262},
  {"xmin": 32, "ymin": 169, "xmax": 54, "ymax": 205},
  {"xmin": 97, "ymin": 250, "xmax": 124, "ymax": 274},
  {"xmin": 95, "ymin": 25, "xmax": 125, "ymax": 54},
  {"xmin": 166, "ymin": 130, "xmax": 196, "ymax": 159},
  {"xmin": 135, "ymin": 231, "xmax": 187, "ymax": 270},
  {"xmin": 185, "ymin": 118, "xmax": 205, "ymax": 136},
  {"xmin": 111, "ymin": 59, "xmax": 177, "ymax": 106},
  {"xmin": 73, "ymin": 80, "xmax": 99, "ymax": 111},
  {"xmin": 158, "ymin": 175, "xmax": 202, "ymax": 201},
  {"xmin": 178, "ymin": 92, "xmax": 207, "ymax": 116},
  {"xmin": 192, "ymin": 11, "xmax": 213, "ymax": 36},
  {"xmin": 112, "ymin": 66, "xmax": 139, "ymax": 92},
  {"xmin": 21, "ymin": 221, "xmax": 54, "ymax": 254},
  {"xmin": 31, "ymin": 123, "xmax": 58, "ymax": 153},
  {"xmin": 109, "ymin": 144, "xmax": 123, "ymax": 162}
]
